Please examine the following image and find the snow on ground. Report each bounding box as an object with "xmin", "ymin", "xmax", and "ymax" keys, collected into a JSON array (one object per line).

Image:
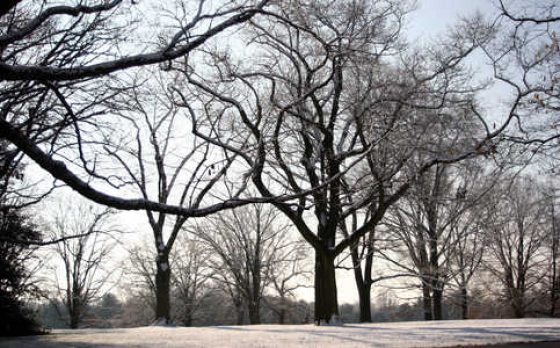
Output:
[{"xmin": 1, "ymin": 318, "xmax": 560, "ymax": 348}]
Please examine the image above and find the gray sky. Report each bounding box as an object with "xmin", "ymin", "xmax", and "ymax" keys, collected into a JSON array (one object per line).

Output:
[{"xmin": 409, "ymin": 0, "xmax": 497, "ymax": 40}]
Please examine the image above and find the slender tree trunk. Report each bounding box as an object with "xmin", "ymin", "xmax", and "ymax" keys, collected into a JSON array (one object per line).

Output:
[
  {"xmin": 551, "ymin": 205, "xmax": 558, "ymax": 317},
  {"xmin": 461, "ymin": 286, "xmax": 468, "ymax": 319},
  {"xmin": 69, "ymin": 285, "xmax": 81, "ymax": 328},
  {"xmin": 422, "ymin": 281, "xmax": 432, "ymax": 321},
  {"xmin": 314, "ymin": 250, "xmax": 339, "ymax": 324},
  {"xmin": 552, "ymin": 276, "xmax": 559, "ymax": 317},
  {"xmin": 351, "ymin": 249, "xmax": 372, "ymax": 322},
  {"xmin": 351, "ymin": 232, "xmax": 374, "ymax": 323},
  {"xmin": 428, "ymin": 230, "xmax": 442, "ymax": 320},
  {"xmin": 155, "ymin": 253, "xmax": 171, "ymax": 324}
]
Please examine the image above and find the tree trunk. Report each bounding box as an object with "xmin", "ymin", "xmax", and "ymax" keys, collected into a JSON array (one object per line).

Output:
[
  {"xmin": 181, "ymin": 302, "xmax": 193, "ymax": 327},
  {"xmin": 69, "ymin": 286, "xmax": 81, "ymax": 329},
  {"xmin": 314, "ymin": 250, "xmax": 339, "ymax": 324},
  {"xmin": 69, "ymin": 305, "xmax": 80, "ymax": 329},
  {"xmin": 461, "ymin": 286, "xmax": 468, "ymax": 319},
  {"xmin": 351, "ymin": 232, "xmax": 374, "ymax": 323},
  {"xmin": 279, "ymin": 308, "xmax": 286, "ymax": 324},
  {"xmin": 351, "ymin": 250, "xmax": 371, "ymax": 322},
  {"xmin": 155, "ymin": 253, "xmax": 171, "ymax": 324},
  {"xmin": 248, "ymin": 301, "xmax": 261, "ymax": 324},
  {"xmin": 357, "ymin": 283, "xmax": 372, "ymax": 322},
  {"xmin": 432, "ymin": 286, "xmax": 443, "ymax": 320},
  {"xmin": 422, "ymin": 281, "xmax": 432, "ymax": 321},
  {"xmin": 235, "ymin": 302, "xmax": 245, "ymax": 325},
  {"xmin": 512, "ymin": 294, "xmax": 525, "ymax": 318},
  {"xmin": 182, "ymin": 313, "xmax": 193, "ymax": 327}
]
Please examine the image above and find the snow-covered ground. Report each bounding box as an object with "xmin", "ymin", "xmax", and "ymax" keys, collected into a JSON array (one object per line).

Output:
[{"xmin": 1, "ymin": 318, "xmax": 560, "ymax": 347}]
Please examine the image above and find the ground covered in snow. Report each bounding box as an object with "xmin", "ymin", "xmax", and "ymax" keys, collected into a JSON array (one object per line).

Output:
[{"xmin": 1, "ymin": 318, "xmax": 560, "ymax": 347}]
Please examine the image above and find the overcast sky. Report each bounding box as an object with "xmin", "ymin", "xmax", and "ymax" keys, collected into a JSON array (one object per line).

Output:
[{"xmin": 409, "ymin": 0, "xmax": 498, "ymax": 39}]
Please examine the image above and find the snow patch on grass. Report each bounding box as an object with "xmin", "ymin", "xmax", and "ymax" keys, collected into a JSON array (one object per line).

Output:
[{"xmin": 1, "ymin": 318, "xmax": 559, "ymax": 347}]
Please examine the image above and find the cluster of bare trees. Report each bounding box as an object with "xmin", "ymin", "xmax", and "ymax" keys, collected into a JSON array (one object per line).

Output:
[
  {"xmin": 123, "ymin": 203, "xmax": 309, "ymax": 325},
  {"xmin": 0, "ymin": 0, "xmax": 559, "ymax": 327},
  {"xmin": 373, "ymin": 165, "xmax": 559, "ymax": 321}
]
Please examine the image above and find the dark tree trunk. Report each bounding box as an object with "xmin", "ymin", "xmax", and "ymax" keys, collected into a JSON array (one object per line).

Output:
[
  {"xmin": 278, "ymin": 308, "xmax": 286, "ymax": 324},
  {"xmin": 69, "ymin": 284, "xmax": 81, "ymax": 329},
  {"xmin": 248, "ymin": 301, "xmax": 261, "ymax": 325},
  {"xmin": 461, "ymin": 286, "xmax": 468, "ymax": 319},
  {"xmin": 512, "ymin": 294, "xmax": 525, "ymax": 318},
  {"xmin": 181, "ymin": 313, "xmax": 193, "ymax": 327},
  {"xmin": 181, "ymin": 303, "xmax": 194, "ymax": 327},
  {"xmin": 235, "ymin": 302, "xmax": 245, "ymax": 325},
  {"xmin": 314, "ymin": 250, "xmax": 339, "ymax": 324},
  {"xmin": 155, "ymin": 253, "xmax": 171, "ymax": 324},
  {"xmin": 357, "ymin": 283, "xmax": 372, "ymax": 322},
  {"xmin": 432, "ymin": 286, "xmax": 443, "ymax": 320},
  {"xmin": 552, "ymin": 277, "xmax": 559, "ymax": 317},
  {"xmin": 351, "ymin": 231, "xmax": 374, "ymax": 323},
  {"xmin": 422, "ymin": 281, "xmax": 432, "ymax": 321},
  {"xmin": 69, "ymin": 301, "xmax": 80, "ymax": 329},
  {"xmin": 352, "ymin": 252, "xmax": 372, "ymax": 323}
]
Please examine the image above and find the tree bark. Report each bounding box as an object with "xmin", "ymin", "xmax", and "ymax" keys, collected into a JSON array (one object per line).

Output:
[
  {"xmin": 69, "ymin": 282, "xmax": 81, "ymax": 329},
  {"xmin": 314, "ymin": 250, "xmax": 339, "ymax": 324},
  {"xmin": 432, "ymin": 286, "xmax": 443, "ymax": 320},
  {"xmin": 461, "ymin": 286, "xmax": 468, "ymax": 320},
  {"xmin": 422, "ymin": 281, "xmax": 432, "ymax": 321},
  {"xmin": 350, "ymin": 232, "xmax": 374, "ymax": 323},
  {"xmin": 155, "ymin": 253, "xmax": 171, "ymax": 324},
  {"xmin": 357, "ymin": 283, "xmax": 372, "ymax": 322},
  {"xmin": 69, "ymin": 299, "xmax": 80, "ymax": 329}
]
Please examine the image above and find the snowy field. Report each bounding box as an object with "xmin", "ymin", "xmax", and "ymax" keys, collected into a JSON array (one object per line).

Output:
[{"xmin": 1, "ymin": 318, "xmax": 560, "ymax": 348}]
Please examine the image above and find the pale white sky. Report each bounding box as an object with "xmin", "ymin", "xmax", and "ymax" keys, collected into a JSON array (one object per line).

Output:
[{"xmin": 409, "ymin": 0, "xmax": 497, "ymax": 39}]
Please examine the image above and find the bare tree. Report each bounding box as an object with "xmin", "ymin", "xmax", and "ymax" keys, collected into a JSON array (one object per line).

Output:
[
  {"xmin": 447, "ymin": 206, "xmax": 487, "ymax": 320},
  {"xmin": 124, "ymin": 232, "xmax": 213, "ymax": 326},
  {"xmin": 540, "ymin": 185, "xmax": 560, "ymax": 317},
  {"xmin": 484, "ymin": 176, "xmax": 548, "ymax": 318},
  {"xmin": 382, "ymin": 160, "xmax": 498, "ymax": 320},
  {"xmin": 481, "ymin": 0, "xmax": 560, "ymax": 156},
  {"xmin": 178, "ymin": 0, "xmax": 499, "ymax": 324},
  {"xmin": 98, "ymin": 70, "xmax": 248, "ymax": 324},
  {"xmin": 48, "ymin": 200, "xmax": 117, "ymax": 328},
  {"xmin": 264, "ymin": 236, "xmax": 311, "ymax": 324},
  {"xmin": 194, "ymin": 203, "xmax": 299, "ymax": 325},
  {"xmin": 171, "ymin": 233, "xmax": 213, "ymax": 327},
  {"xmin": 0, "ymin": 0, "xmax": 275, "ymax": 218}
]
